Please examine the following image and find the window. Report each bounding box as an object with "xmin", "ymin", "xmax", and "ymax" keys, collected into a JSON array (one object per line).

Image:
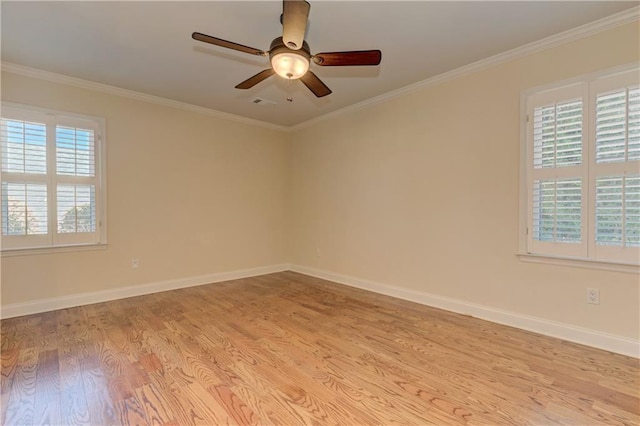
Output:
[
  {"xmin": 0, "ymin": 103, "xmax": 106, "ymax": 251},
  {"xmin": 522, "ymin": 67, "xmax": 639, "ymax": 266}
]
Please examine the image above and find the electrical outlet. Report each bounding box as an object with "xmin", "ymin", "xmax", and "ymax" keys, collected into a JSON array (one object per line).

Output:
[
  {"xmin": 131, "ymin": 258, "xmax": 139, "ymax": 269},
  {"xmin": 316, "ymin": 248, "xmax": 321, "ymax": 257},
  {"xmin": 587, "ymin": 288, "xmax": 600, "ymax": 305}
]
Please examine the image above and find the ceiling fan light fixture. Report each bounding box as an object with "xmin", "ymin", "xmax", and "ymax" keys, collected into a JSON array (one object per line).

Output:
[
  {"xmin": 192, "ymin": 1, "xmax": 382, "ymax": 99},
  {"xmin": 269, "ymin": 37, "xmax": 311, "ymax": 80},
  {"xmin": 271, "ymin": 52, "xmax": 309, "ymax": 79}
]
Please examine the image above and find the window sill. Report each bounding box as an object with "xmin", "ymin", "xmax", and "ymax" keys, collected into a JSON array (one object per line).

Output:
[
  {"xmin": 1, "ymin": 243, "xmax": 107, "ymax": 257},
  {"xmin": 517, "ymin": 253, "xmax": 639, "ymax": 274}
]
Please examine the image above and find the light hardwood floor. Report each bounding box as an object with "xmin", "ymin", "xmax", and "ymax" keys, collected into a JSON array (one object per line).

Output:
[{"xmin": 1, "ymin": 271, "xmax": 638, "ymax": 425}]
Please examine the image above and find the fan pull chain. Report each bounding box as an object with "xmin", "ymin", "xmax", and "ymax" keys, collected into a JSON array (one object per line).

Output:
[{"xmin": 286, "ymin": 75, "xmax": 294, "ymax": 103}]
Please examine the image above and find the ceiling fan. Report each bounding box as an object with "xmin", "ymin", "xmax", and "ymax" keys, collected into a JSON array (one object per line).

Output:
[{"xmin": 192, "ymin": 0, "xmax": 382, "ymax": 98}]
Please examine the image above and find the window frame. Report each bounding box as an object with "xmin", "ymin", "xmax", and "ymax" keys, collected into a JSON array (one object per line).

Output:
[
  {"xmin": 519, "ymin": 64, "xmax": 639, "ymax": 273},
  {"xmin": 0, "ymin": 102, "xmax": 107, "ymax": 254}
]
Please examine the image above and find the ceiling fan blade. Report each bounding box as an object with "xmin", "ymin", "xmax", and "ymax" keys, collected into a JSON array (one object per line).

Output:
[
  {"xmin": 235, "ymin": 69, "xmax": 275, "ymax": 89},
  {"xmin": 300, "ymin": 71, "xmax": 332, "ymax": 98},
  {"xmin": 312, "ymin": 50, "xmax": 382, "ymax": 66},
  {"xmin": 192, "ymin": 32, "xmax": 266, "ymax": 56},
  {"xmin": 282, "ymin": 0, "xmax": 310, "ymax": 50}
]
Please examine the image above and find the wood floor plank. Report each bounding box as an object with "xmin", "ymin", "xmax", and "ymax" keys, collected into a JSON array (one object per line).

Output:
[
  {"xmin": 33, "ymin": 351, "xmax": 61, "ymax": 425},
  {"xmin": 82, "ymin": 367, "xmax": 117, "ymax": 426},
  {"xmin": 0, "ymin": 389, "xmax": 10, "ymax": 426},
  {"xmin": 0, "ymin": 348, "xmax": 18, "ymax": 395},
  {"xmin": 135, "ymin": 382, "xmax": 176, "ymax": 425},
  {"xmin": 116, "ymin": 394, "xmax": 149, "ymax": 426},
  {"xmin": 180, "ymin": 381, "xmax": 233, "ymax": 425},
  {"xmin": 60, "ymin": 381, "xmax": 90, "ymax": 425},
  {"xmin": 1, "ymin": 271, "xmax": 639, "ymax": 425},
  {"xmin": 208, "ymin": 384, "xmax": 258, "ymax": 425},
  {"xmin": 4, "ymin": 348, "xmax": 38, "ymax": 426},
  {"xmin": 148, "ymin": 369, "xmax": 216, "ymax": 426}
]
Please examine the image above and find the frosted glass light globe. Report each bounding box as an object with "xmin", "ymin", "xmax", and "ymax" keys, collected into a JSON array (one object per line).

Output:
[{"xmin": 271, "ymin": 52, "xmax": 310, "ymax": 79}]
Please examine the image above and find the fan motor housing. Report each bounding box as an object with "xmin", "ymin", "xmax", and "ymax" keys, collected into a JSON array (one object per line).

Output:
[{"xmin": 269, "ymin": 37, "xmax": 311, "ymax": 62}]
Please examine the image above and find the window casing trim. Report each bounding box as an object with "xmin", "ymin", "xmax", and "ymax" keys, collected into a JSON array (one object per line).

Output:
[
  {"xmin": 518, "ymin": 63, "xmax": 640, "ymax": 270},
  {"xmin": 516, "ymin": 252, "xmax": 639, "ymax": 274},
  {"xmin": 0, "ymin": 102, "xmax": 107, "ymax": 253},
  {"xmin": 1, "ymin": 242, "xmax": 107, "ymax": 257}
]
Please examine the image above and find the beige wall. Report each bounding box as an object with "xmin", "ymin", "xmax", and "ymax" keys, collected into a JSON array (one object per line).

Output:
[
  {"xmin": 1, "ymin": 22, "xmax": 638, "ymax": 342},
  {"xmin": 290, "ymin": 22, "xmax": 640, "ymax": 340},
  {"xmin": 1, "ymin": 72, "xmax": 289, "ymax": 305}
]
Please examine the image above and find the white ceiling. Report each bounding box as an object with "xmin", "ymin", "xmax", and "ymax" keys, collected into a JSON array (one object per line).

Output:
[{"xmin": 1, "ymin": 1, "xmax": 637, "ymax": 127}]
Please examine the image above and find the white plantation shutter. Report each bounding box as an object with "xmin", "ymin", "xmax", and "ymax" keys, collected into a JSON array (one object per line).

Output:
[
  {"xmin": 588, "ymin": 71, "xmax": 640, "ymax": 263},
  {"xmin": 1, "ymin": 182, "xmax": 48, "ymax": 235},
  {"xmin": 595, "ymin": 175, "xmax": 640, "ymax": 247},
  {"xmin": 629, "ymin": 88, "xmax": 640, "ymax": 161},
  {"xmin": 57, "ymin": 184, "xmax": 96, "ymax": 233},
  {"xmin": 56, "ymin": 125, "xmax": 96, "ymax": 176},
  {"xmin": 527, "ymin": 84, "xmax": 587, "ymax": 258},
  {"xmin": 54, "ymin": 117, "xmax": 100, "ymax": 246},
  {"xmin": 595, "ymin": 176, "xmax": 625, "ymax": 245},
  {"xmin": 532, "ymin": 178, "xmax": 582, "ymax": 243},
  {"xmin": 533, "ymin": 100, "xmax": 582, "ymax": 169},
  {"xmin": 0, "ymin": 104, "xmax": 105, "ymax": 251},
  {"xmin": 595, "ymin": 87, "xmax": 640, "ymax": 163},
  {"xmin": 524, "ymin": 67, "xmax": 639, "ymax": 265},
  {"xmin": 625, "ymin": 176, "xmax": 640, "ymax": 247},
  {"xmin": 1, "ymin": 119, "xmax": 47, "ymax": 174}
]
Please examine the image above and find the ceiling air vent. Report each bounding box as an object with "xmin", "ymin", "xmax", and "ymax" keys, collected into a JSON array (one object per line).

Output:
[{"xmin": 250, "ymin": 97, "xmax": 277, "ymax": 107}]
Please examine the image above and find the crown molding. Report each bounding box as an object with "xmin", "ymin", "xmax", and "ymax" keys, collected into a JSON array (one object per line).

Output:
[
  {"xmin": 1, "ymin": 6, "xmax": 637, "ymax": 132},
  {"xmin": 291, "ymin": 6, "xmax": 640, "ymax": 131},
  {"xmin": 0, "ymin": 62, "xmax": 288, "ymax": 133}
]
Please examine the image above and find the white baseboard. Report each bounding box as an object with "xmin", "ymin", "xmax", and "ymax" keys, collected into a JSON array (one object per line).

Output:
[
  {"xmin": 0, "ymin": 264, "xmax": 290, "ymax": 319},
  {"xmin": 290, "ymin": 265, "xmax": 640, "ymax": 358},
  {"xmin": 4, "ymin": 263, "xmax": 637, "ymax": 358}
]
